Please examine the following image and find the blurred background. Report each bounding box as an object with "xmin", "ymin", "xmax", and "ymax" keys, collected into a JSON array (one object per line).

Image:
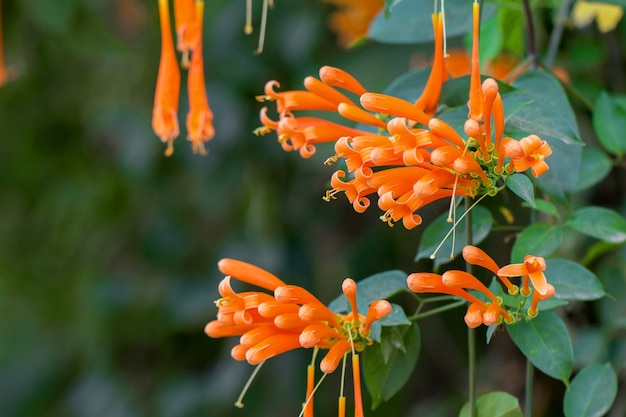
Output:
[{"xmin": 1, "ymin": 0, "xmax": 625, "ymax": 416}]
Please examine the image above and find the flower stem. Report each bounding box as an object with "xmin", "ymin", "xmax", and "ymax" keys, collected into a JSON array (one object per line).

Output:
[
  {"xmin": 465, "ymin": 197, "xmax": 477, "ymax": 417},
  {"xmin": 544, "ymin": 0, "xmax": 573, "ymax": 69},
  {"xmin": 525, "ymin": 359, "xmax": 534, "ymax": 417},
  {"xmin": 521, "ymin": 0, "xmax": 539, "ymax": 69}
]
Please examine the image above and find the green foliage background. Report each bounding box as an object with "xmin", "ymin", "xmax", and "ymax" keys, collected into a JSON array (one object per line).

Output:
[{"xmin": 1, "ymin": 0, "xmax": 625, "ymax": 416}]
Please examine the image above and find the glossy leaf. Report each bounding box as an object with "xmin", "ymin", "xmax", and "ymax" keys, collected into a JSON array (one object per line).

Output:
[
  {"xmin": 568, "ymin": 206, "xmax": 626, "ymax": 243},
  {"xmin": 364, "ymin": 323, "xmax": 420, "ymax": 409},
  {"xmin": 459, "ymin": 391, "xmax": 523, "ymax": 417},
  {"xmin": 511, "ymin": 222, "xmax": 563, "ymax": 263},
  {"xmin": 507, "ymin": 310, "xmax": 573, "ymax": 385},
  {"xmin": 574, "ymin": 147, "xmax": 612, "ymax": 192},
  {"xmin": 523, "ymin": 199, "xmax": 560, "ymax": 219},
  {"xmin": 415, "ymin": 205, "xmax": 493, "ymax": 268},
  {"xmin": 369, "ymin": 0, "xmax": 496, "ymax": 44},
  {"xmin": 505, "ymin": 71, "xmax": 583, "ymax": 199},
  {"xmin": 593, "ymin": 91, "xmax": 626, "ymax": 156},
  {"xmin": 597, "ymin": 265, "xmax": 626, "ymax": 326},
  {"xmin": 506, "ymin": 174, "xmax": 535, "ymax": 207},
  {"xmin": 546, "ymin": 259, "xmax": 605, "ymax": 301},
  {"xmin": 563, "ymin": 363, "xmax": 617, "ymax": 417}
]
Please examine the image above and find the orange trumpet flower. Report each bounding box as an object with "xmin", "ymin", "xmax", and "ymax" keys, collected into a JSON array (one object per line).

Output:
[{"xmin": 153, "ymin": 0, "xmax": 181, "ymax": 157}]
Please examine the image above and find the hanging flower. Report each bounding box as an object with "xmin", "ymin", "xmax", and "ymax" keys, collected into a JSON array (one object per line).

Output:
[
  {"xmin": 153, "ymin": 0, "xmax": 181, "ymax": 156},
  {"xmin": 205, "ymin": 259, "xmax": 391, "ymax": 415}
]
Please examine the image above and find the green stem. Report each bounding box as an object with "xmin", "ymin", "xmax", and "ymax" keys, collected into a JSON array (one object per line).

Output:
[
  {"xmin": 521, "ymin": 0, "xmax": 539, "ymax": 69},
  {"xmin": 525, "ymin": 359, "xmax": 534, "ymax": 417},
  {"xmin": 408, "ymin": 300, "xmax": 466, "ymax": 321},
  {"xmin": 544, "ymin": 0, "xmax": 573, "ymax": 69},
  {"xmin": 465, "ymin": 197, "xmax": 477, "ymax": 417}
]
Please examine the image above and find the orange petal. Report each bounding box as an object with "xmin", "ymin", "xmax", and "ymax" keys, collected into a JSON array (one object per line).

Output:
[
  {"xmin": 245, "ymin": 333, "xmax": 302, "ymax": 365},
  {"xmin": 218, "ymin": 259, "xmax": 286, "ymax": 291},
  {"xmin": 320, "ymin": 340, "xmax": 351, "ymax": 374}
]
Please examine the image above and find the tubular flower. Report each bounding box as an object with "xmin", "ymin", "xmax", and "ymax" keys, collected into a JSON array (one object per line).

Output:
[
  {"xmin": 408, "ymin": 246, "xmax": 555, "ymax": 327},
  {"xmin": 324, "ymin": 0, "xmax": 385, "ymax": 48},
  {"xmin": 205, "ymin": 260, "xmax": 391, "ymax": 415},
  {"xmin": 153, "ymin": 0, "xmax": 181, "ymax": 156},
  {"xmin": 173, "ymin": 0, "xmax": 199, "ymax": 67},
  {"xmin": 153, "ymin": 0, "xmax": 213, "ymax": 156},
  {"xmin": 185, "ymin": 0, "xmax": 215, "ymax": 155}
]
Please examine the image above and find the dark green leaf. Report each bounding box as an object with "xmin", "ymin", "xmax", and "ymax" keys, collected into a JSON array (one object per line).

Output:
[
  {"xmin": 593, "ymin": 91, "xmax": 626, "ymax": 156},
  {"xmin": 563, "ymin": 363, "xmax": 618, "ymax": 417},
  {"xmin": 546, "ymin": 259, "xmax": 605, "ymax": 301},
  {"xmin": 506, "ymin": 174, "xmax": 535, "ymax": 207},
  {"xmin": 522, "ymin": 199, "xmax": 560, "ymax": 219},
  {"xmin": 382, "ymin": 67, "xmax": 431, "ymax": 102},
  {"xmin": 459, "ymin": 391, "xmax": 523, "ymax": 417},
  {"xmin": 508, "ymin": 310, "xmax": 573, "ymax": 384},
  {"xmin": 574, "ymin": 147, "xmax": 612, "ymax": 192},
  {"xmin": 573, "ymin": 327, "xmax": 609, "ymax": 369},
  {"xmin": 568, "ymin": 206, "xmax": 626, "ymax": 243},
  {"xmin": 511, "ymin": 222, "xmax": 563, "ymax": 263},
  {"xmin": 586, "ymin": 0, "xmax": 626, "ymax": 6},
  {"xmin": 369, "ymin": 0, "xmax": 496, "ymax": 44},
  {"xmin": 364, "ymin": 323, "xmax": 421, "ymax": 409},
  {"xmin": 598, "ymin": 266, "xmax": 626, "ymax": 327},
  {"xmin": 415, "ymin": 205, "xmax": 493, "ymax": 268}
]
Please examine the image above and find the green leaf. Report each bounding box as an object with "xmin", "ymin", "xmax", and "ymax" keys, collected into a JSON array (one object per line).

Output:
[
  {"xmin": 586, "ymin": 0, "xmax": 626, "ymax": 6},
  {"xmin": 573, "ymin": 327, "xmax": 609, "ymax": 369},
  {"xmin": 506, "ymin": 71, "xmax": 583, "ymax": 199},
  {"xmin": 522, "ymin": 198, "xmax": 560, "ymax": 219},
  {"xmin": 364, "ymin": 323, "xmax": 421, "ymax": 409},
  {"xmin": 459, "ymin": 391, "xmax": 523, "ymax": 417},
  {"xmin": 511, "ymin": 222, "xmax": 563, "ymax": 263},
  {"xmin": 546, "ymin": 259, "xmax": 605, "ymax": 301},
  {"xmin": 574, "ymin": 147, "xmax": 612, "ymax": 192},
  {"xmin": 369, "ymin": 0, "xmax": 496, "ymax": 44},
  {"xmin": 506, "ymin": 174, "xmax": 535, "ymax": 207},
  {"xmin": 568, "ymin": 206, "xmax": 626, "ymax": 244},
  {"xmin": 498, "ymin": 6, "xmax": 525, "ymax": 57},
  {"xmin": 563, "ymin": 363, "xmax": 618, "ymax": 417},
  {"xmin": 598, "ymin": 265, "xmax": 626, "ymax": 327},
  {"xmin": 382, "ymin": 67, "xmax": 431, "ymax": 102},
  {"xmin": 507, "ymin": 310, "xmax": 573, "ymax": 385},
  {"xmin": 415, "ymin": 205, "xmax": 493, "ymax": 268},
  {"xmin": 593, "ymin": 91, "xmax": 626, "ymax": 156}
]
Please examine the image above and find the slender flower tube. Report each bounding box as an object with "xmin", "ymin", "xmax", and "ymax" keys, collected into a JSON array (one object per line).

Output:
[
  {"xmin": 186, "ymin": 0, "xmax": 214, "ymax": 155},
  {"xmin": 173, "ymin": 0, "xmax": 199, "ymax": 67},
  {"xmin": 153, "ymin": 0, "xmax": 181, "ymax": 156}
]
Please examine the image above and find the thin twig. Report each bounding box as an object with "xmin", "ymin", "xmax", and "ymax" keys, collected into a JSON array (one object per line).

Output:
[
  {"xmin": 521, "ymin": 0, "xmax": 539, "ymax": 69},
  {"xmin": 544, "ymin": 0, "xmax": 573, "ymax": 69}
]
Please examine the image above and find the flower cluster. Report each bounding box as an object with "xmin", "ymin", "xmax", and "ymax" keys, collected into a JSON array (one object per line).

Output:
[
  {"xmin": 408, "ymin": 245, "xmax": 555, "ymax": 328},
  {"xmin": 256, "ymin": 4, "xmax": 553, "ymax": 230},
  {"xmin": 153, "ymin": 0, "xmax": 214, "ymax": 156},
  {"xmin": 205, "ymin": 258, "xmax": 392, "ymax": 416}
]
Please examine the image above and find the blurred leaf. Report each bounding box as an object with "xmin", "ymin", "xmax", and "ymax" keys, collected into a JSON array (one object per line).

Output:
[
  {"xmin": 568, "ymin": 206, "xmax": 626, "ymax": 244},
  {"xmin": 593, "ymin": 91, "xmax": 626, "ymax": 156},
  {"xmin": 573, "ymin": 327, "xmax": 609, "ymax": 369},
  {"xmin": 382, "ymin": 67, "xmax": 431, "ymax": 102},
  {"xmin": 511, "ymin": 222, "xmax": 562, "ymax": 263},
  {"xmin": 574, "ymin": 147, "xmax": 612, "ymax": 192},
  {"xmin": 563, "ymin": 363, "xmax": 617, "ymax": 417},
  {"xmin": 477, "ymin": 14, "xmax": 503, "ymax": 64},
  {"xmin": 580, "ymin": 241, "xmax": 623, "ymax": 267},
  {"xmin": 498, "ymin": 6, "xmax": 525, "ymax": 57},
  {"xmin": 598, "ymin": 265, "xmax": 626, "ymax": 327},
  {"xmin": 546, "ymin": 259, "xmax": 605, "ymax": 301},
  {"xmin": 22, "ymin": 0, "xmax": 76, "ymax": 33},
  {"xmin": 507, "ymin": 310, "xmax": 573, "ymax": 385},
  {"xmin": 522, "ymin": 199, "xmax": 560, "ymax": 219},
  {"xmin": 415, "ymin": 205, "xmax": 493, "ymax": 268},
  {"xmin": 506, "ymin": 174, "xmax": 535, "ymax": 208},
  {"xmin": 364, "ymin": 323, "xmax": 420, "ymax": 409},
  {"xmin": 369, "ymin": 0, "xmax": 496, "ymax": 44},
  {"xmin": 459, "ymin": 391, "xmax": 523, "ymax": 417}
]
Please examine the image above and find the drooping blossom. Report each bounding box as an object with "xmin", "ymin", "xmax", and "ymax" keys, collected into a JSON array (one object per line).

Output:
[
  {"xmin": 205, "ymin": 259, "xmax": 391, "ymax": 415},
  {"xmin": 185, "ymin": 0, "xmax": 215, "ymax": 155},
  {"xmin": 153, "ymin": 0, "xmax": 181, "ymax": 156},
  {"xmin": 173, "ymin": 0, "xmax": 199, "ymax": 67},
  {"xmin": 408, "ymin": 246, "xmax": 555, "ymax": 326}
]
